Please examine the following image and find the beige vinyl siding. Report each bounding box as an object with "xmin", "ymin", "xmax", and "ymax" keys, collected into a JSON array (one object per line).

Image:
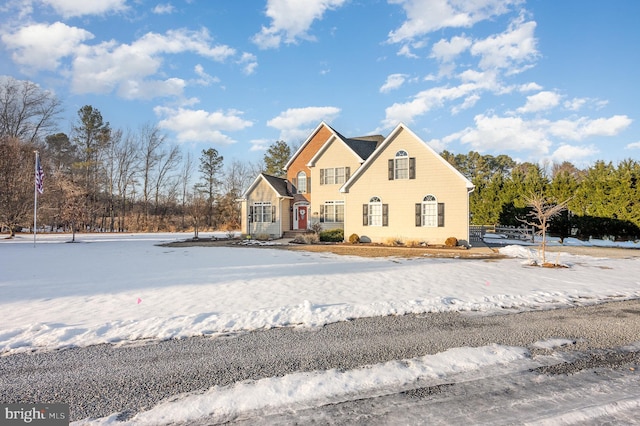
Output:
[
  {"xmin": 309, "ymin": 138, "xmax": 359, "ymax": 233},
  {"xmin": 344, "ymin": 127, "xmax": 470, "ymax": 245},
  {"xmin": 244, "ymin": 178, "xmax": 289, "ymax": 238}
]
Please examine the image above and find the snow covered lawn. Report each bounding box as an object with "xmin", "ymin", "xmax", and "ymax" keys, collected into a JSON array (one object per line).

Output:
[
  {"xmin": 3, "ymin": 232, "xmax": 640, "ymax": 425},
  {"xmin": 2, "ymin": 232, "xmax": 639, "ymax": 355}
]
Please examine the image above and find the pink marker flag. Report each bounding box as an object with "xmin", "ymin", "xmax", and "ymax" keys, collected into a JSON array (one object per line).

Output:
[{"xmin": 137, "ymin": 297, "xmax": 142, "ymax": 304}]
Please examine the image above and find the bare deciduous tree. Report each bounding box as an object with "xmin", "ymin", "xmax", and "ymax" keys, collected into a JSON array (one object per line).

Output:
[
  {"xmin": 0, "ymin": 77, "xmax": 62, "ymax": 143},
  {"xmin": 54, "ymin": 171, "xmax": 87, "ymax": 242},
  {"xmin": 520, "ymin": 194, "xmax": 570, "ymax": 265},
  {"xmin": 0, "ymin": 137, "xmax": 35, "ymax": 237}
]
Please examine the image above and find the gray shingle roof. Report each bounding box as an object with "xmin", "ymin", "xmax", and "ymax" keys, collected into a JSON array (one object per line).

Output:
[{"xmin": 261, "ymin": 173, "xmax": 292, "ymax": 197}]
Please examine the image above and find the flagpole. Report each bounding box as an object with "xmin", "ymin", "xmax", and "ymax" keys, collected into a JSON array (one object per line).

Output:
[{"xmin": 34, "ymin": 151, "xmax": 38, "ymax": 247}]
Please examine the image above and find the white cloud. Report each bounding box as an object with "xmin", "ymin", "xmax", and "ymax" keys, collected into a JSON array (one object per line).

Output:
[
  {"xmin": 193, "ymin": 64, "xmax": 220, "ymax": 86},
  {"xmin": 380, "ymin": 74, "xmax": 408, "ymax": 93},
  {"xmin": 1, "ymin": 22, "xmax": 93, "ymax": 72},
  {"xmin": 397, "ymin": 44, "xmax": 419, "ymax": 58},
  {"xmin": 118, "ymin": 77, "xmax": 186, "ymax": 100},
  {"xmin": 437, "ymin": 113, "xmax": 631, "ymax": 160},
  {"xmin": 457, "ymin": 114, "xmax": 553, "ymax": 154},
  {"xmin": 153, "ymin": 3, "xmax": 175, "ymax": 15},
  {"xmin": 550, "ymin": 144, "xmax": 598, "ymax": 163},
  {"xmin": 267, "ymin": 106, "xmax": 340, "ymax": 142},
  {"xmin": 516, "ymin": 90, "xmax": 561, "ymax": 113},
  {"xmin": 564, "ymin": 97, "xmax": 587, "ymax": 111},
  {"xmin": 519, "ymin": 82, "xmax": 543, "ymax": 92},
  {"xmin": 470, "ymin": 17, "xmax": 538, "ymax": 74},
  {"xmin": 430, "ymin": 35, "xmax": 472, "ymax": 63},
  {"xmin": 451, "ymin": 94, "xmax": 480, "ymax": 114},
  {"xmin": 381, "ymin": 80, "xmax": 491, "ymax": 128},
  {"xmin": 39, "ymin": 0, "xmax": 128, "ymax": 18},
  {"xmin": 387, "ymin": 0, "xmax": 522, "ymax": 44},
  {"xmin": 626, "ymin": 141, "xmax": 640, "ymax": 150},
  {"xmin": 70, "ymin": 28, "xmax": 236, "ymax": 97},
  {"xmin": 154, "ymin": 106, "xmax": 253, "ymax": 144},
  {"xmin": 252, "ymin": 0, "xmax": 347, "ymax": 49},
  {"xmin": 250, "ymin": 139, "xmax": 271, "ymax": 152},
  {"xmin": 238, "ymin": 52, "xmax": 258, "ymax": 75},
  {"xmin": 548, "ymin": 115, "xmax": 632, "ymax": 141}
]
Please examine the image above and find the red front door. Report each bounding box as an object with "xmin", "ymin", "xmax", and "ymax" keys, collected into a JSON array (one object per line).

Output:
[{"xmin": 298, "ymin": 206, "xmax": 308, "ymax": 229}]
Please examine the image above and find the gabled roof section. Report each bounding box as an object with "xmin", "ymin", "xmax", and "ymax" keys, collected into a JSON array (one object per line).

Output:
[
  {"xmin": 340, "ymin": 123, "xmax": 475, "ymax": 193},
  {"xmin": 343, "ymin": 136, "xmax": 382, "ymax": 161},
  {"xmin": 306, "ymin": 132, "xmax": 382, "ymax": 167},
  {"xmin": 284, "ymin": 121, "xmax": 338, "ymax": 171},
  {"xmin": 241, "ymin": 173, "xmax": 293, "ymax": 199}
]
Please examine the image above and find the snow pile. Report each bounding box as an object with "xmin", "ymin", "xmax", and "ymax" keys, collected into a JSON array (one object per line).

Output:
[{"xmin": 74, "ymin": 344, "xmax": 529, "ymax": 425}]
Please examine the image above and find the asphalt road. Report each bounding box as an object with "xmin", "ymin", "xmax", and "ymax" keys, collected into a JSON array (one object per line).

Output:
[{"xmin": 1, "ymin": 299, "xmax": 640, "ymax": 423}]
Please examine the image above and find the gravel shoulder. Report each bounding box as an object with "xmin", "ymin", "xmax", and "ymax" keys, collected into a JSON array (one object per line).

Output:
[{"xmin": 2, "ymin": 299, "xmax": 640, "ymax": 422}]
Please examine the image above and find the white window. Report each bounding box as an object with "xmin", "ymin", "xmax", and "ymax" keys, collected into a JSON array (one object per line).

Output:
[
  {"xmin": 395, "ymin": 150, "xmax": 409, "ymax": 179},
  {"xmin": 253, "ymin": 202, "xmax": 272, "ymax": 223},
  {"xmin": 422, "ymin": 195, "xmax": 437, "ymax": 227},
  {"xmin": 369, "ymin": 196, "xmax": 382, "ymax": 226},
  {"xmin": 321, "ymin": 167, "xmax": 348, "ymax": 185},
  {"xmin": 321, "ymin": 201, "xmax": 344, "ymax": 223},
  {"xmin": 323, "ymin": 168, "xmax": 335, "ymax": 185},
  {"xmin": 297, "ymin": 171, "xmax": 307, "ymax": 193}
]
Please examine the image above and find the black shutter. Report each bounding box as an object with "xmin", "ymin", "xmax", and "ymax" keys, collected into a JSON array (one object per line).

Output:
[
  {"xmin": 438, "ymin": 203, "xmax": 445, "ymax": 227},
  {"xmin": 320, "ymin": 169, "xmax": 324, "ymax": 185},
  {"xmin": 382, "ymin": 204, "xmax": 389, "ymax": 227},
  {"xmin": 320, "ymin": 205, "xmax": 325, "ymax": 223},
  {"xmin": 415, "ymin": 203, "xmax": 422, "ymax": 226},
  {"xmin": 388, "ymin": 159, "xmax": 394, "ymax": 180},
  {"xmin": 362, "ymin": 204, "xmax": 368, "ymax": 226},
  {"xmin": 249, "ymin": 206, "xmax": 253, "ymax": 223},
  {"xmin": 409, "ymin": 158, "xmax": 416, "ymax": 179},
  {"xmin": 272, "ymin": 205, "xmax": 276, "ymax": 223},
  {"xmin": 345, "ymin": 166, "xmax": 351, "ymax": 181},
  {"xmin": 307, "ymin": 177, "xmax": 311, "ymax": 193},
  {"xmin": 292, "ymin": 177, "xmax": 297, "ymax": 193}
]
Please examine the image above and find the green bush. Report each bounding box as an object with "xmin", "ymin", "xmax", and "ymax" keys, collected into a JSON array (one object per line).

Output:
[
  {"xmin": 319, "ymin": 228, "xmax": 344, "ymax": 242},
  {"xmin": 348, "ymin": 233, "xmax": 360, "ymax": 244}
]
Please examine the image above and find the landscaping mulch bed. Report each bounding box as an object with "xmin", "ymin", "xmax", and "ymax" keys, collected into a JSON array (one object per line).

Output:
[{"xmin": 162, "ymin": 238, "xmax": 503, "ymax": 259}]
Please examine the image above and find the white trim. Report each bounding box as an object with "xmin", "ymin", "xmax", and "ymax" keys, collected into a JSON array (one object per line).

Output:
[
  {"xmin": 306, "ymin": 134, "xmax": 366, "ymax": 167},
  {"xmin": 285, "ymin": 121, "xmax": 336, "ymax": 171},
  {"xmin": 340, "ymin": 123, "xmax": 474, "ymax": 193},
  {"xmin": 293, "ymin": 201, "xmax": 310, "ymax": 230},
  {"xmin": 241, "ymin": 173, "xmax": 294, "ymax": 199}
]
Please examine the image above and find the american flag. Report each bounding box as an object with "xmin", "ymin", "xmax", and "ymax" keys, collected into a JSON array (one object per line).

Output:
[{"xmin": 35, "ymin": 154, "xmax": 44, "ymax": 194}]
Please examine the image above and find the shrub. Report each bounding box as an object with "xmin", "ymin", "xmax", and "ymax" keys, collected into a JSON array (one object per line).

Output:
[
  {"xmin": 444, "ymin": 237, "xmax": 458, "ymax": 247},
  {"xmin": 385, "ymin": 237, "xmax": 404, "ymax": 246},
  {"xmin": 256, "ymin": 233, "xmax": 270, "ymax": 241},
  {"xmin": 405, "ymin": 239, "xmax": 422, "ymax": 247},
  {"xmin": 348, "ymin": 233, "xmax": 360, "ymax": 244},
  {"xmin": 309, "ymin": 220, "xmax": 323, "ymax": 234},
  {"xmin": 319, "ymin": 228, "xmax": 344, "ymax": 242},
  {"xmin": 302, "ymin": 233, "xmax": 320, "ymax": 244}
]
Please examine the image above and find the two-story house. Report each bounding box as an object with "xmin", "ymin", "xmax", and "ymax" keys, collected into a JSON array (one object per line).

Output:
[{"xmin": 240, "ymin": 122, "xmax": 474, "ymax": 245}]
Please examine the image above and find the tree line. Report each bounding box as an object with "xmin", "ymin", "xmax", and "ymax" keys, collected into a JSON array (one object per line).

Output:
[
  {"xmin": 441, "ymin": 151, "xmax": 640, "ymax": 240},
  {"xmin": 1, "ymin": 76, "xmax": 638, "ymax": 240},
  {"xmin": 0, "ymin": 77, "xmax": 295, "ymax": 237}
]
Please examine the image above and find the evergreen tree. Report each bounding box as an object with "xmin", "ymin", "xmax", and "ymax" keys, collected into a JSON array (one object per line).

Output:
[
  {"xmin": 263, "ymin": 140, "xmax": 291, "ymax": 177},
  {"xmin": 197, "ymin": 148, "xmax": 224, "ymax": 228}
]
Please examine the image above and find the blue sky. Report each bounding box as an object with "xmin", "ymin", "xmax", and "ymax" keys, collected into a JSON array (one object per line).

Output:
[{"xmin": 1, "ymin": 0, "xmax": 639, "ymax": 168}]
